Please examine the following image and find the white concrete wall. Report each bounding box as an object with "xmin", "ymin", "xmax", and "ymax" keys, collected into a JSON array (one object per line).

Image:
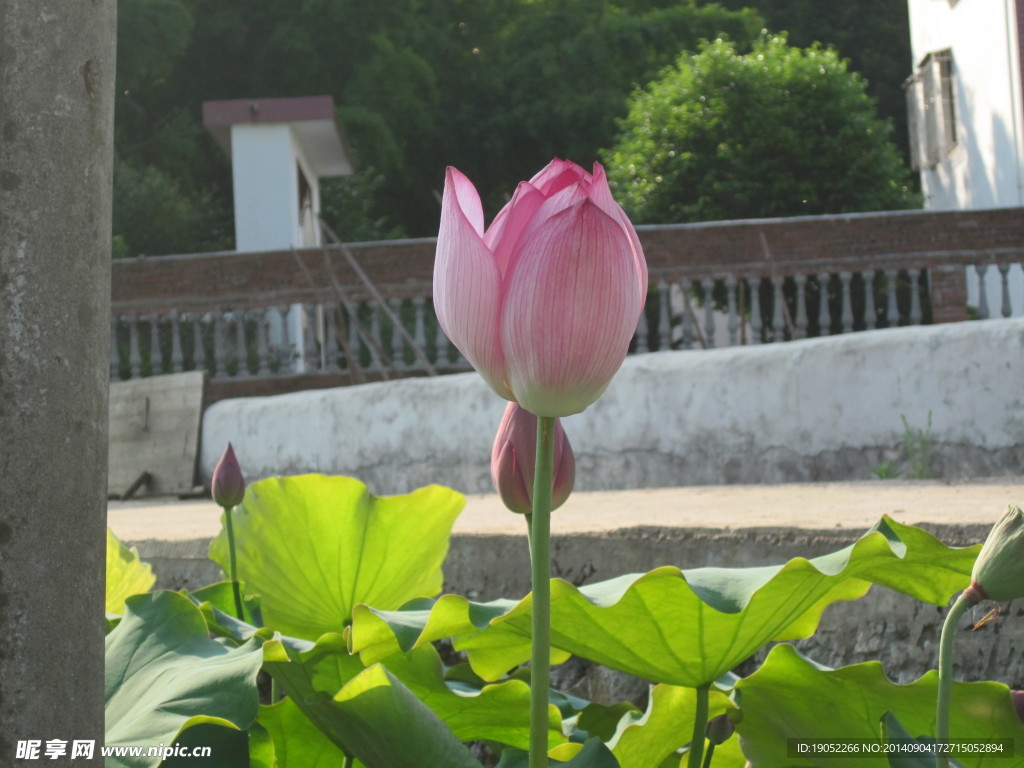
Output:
[
  {"xmin": 231, "ymin": 124, "xmax": 301, "ymax": 252},
  {"xmin": 200, "ymin": 319, "xmax": 1024, "ymax": 494}
]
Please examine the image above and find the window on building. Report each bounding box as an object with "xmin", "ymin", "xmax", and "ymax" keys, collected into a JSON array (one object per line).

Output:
[{"xmin": 904, "ymin": 49, "xmax": 957, "ymax": 170}]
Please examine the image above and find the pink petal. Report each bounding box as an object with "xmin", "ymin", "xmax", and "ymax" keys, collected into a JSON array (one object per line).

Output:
[
  {"xmin": 433, "ymin": 168, "xmax": 511, "ymax": 399},
  {"xmin": 587, "ymin": 164, "xmax": 649, "ymax": 298},
  {"xmin": 512, "ymin": 182, "xmax": 588, "ymax": 268},
  {"xmin": 483, "ymin": 182, "xmax": 547, "ymax": 278},
  {"xmin": 500, "ymin": 199, "xmax": 646, "ymax": 416},
  {"xmin": 528, "ymin": 158, "xmax": 592, "ymax": 196},
  {"xmin": 447, "ymin": 166, "xmax": 486, "ymax": 235}
]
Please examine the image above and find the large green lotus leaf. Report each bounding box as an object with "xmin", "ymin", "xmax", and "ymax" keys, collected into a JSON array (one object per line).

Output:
[
  {"xmin": 158, "ymin": 722, "xmax": 249, "ymax": 768},
  {"xmin": 106, "ymin": 527, "xmax": 156, "ymax": 614},
  {"xmin": 190, "ymin": 581, "xmax": 263, "ymax": 628},
  {"xmin": 608, "ymin": 684, "xmax": 738, "ymax": 768},
  {"xmin": 296, "ymin": 661, "xmax": 483, "ymax": 768},
  {"xmin": 263, "ymin": 631, "xmax": 563, "ymax": 750},
  {"xmin": 496, "ymin": 738, "xmax": 620, "ymax": 768},
  {"xmin": 104, "ymin": 592, "xmax": 264, "ymax": 768},
  {"xmin": 258, "ymin": 696, "xmax": 356, "ymax": 768},
  {"xmin": 733, "ymin": 644, "xmax": 1024, "ymax": 767},
  {"xmin": 350, "ymin": 593, "xmax": 570, "ymax": 668},
  {"xmin": 209, "ymin": 475, "xmax": 464, "ymax": 640},
  {"xmin": 352, "ymin": 518, "xmax": 977, "ymax": 685},
  {"xmin": 880, "ymin": 712, "xmax": 967, "ymax": 768}
]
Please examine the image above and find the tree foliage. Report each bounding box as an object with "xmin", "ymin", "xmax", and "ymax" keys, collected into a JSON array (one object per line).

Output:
[
  {"xmin": 713, "ymin": 0, "xmax": 914, "ymax": 160},
  {"xmin": 111, "ymin": 0, "xmax": 914, "ymax": 254},
  {"xmin": 603, "ymin": 34, "xmax": 918, "ymax": 224}
]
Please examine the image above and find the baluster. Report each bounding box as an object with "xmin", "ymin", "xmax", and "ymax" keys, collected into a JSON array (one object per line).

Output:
[
  {"xmin": 862, "ymin": 271, "xmax": 877, "ymax": 330},
  {"xmin": 839, "ymin": 272, "xmax": 854, "ymax": 334},
  {"xmin": 434, "ymin": 306, "xmax": 448, "ymax": 367},
  {"xmin": 128, "ymin": 315, "xmax": 142, "ymax": 379},
  {"xmin": 304, "ymin": 304, "xmax": 320, "ymax": 372},
  {"xmin": 324, "ymin": 306, "xmax": 340, "ymax": 372},
  {"xmin": 362, "ymin": 303, "xmax": 378, "ymax": 370},
  {"xmin": 635, "ymin": 308, "xmax": 649, "ymax": 354},
  {"xmin": 212, "ymin": 313, "xmax": 226, "ymax": 378},
  {"xmin": 262, "ymin": 306, "xmax": 283, "ymax": 372},
  {"xmin": 390, "ymin": 298, "xmax": 405, "ymax": 368},
  {"xmin": 234, "ymin": 310, "xmax": 248, "ymax": 376},
  {"xmin": 192, "ymin": 314, "xmax": 205, "ymax": 371},
  {"xmin": 170, "ymin": 311, "xmax": 183, "ymax": 372},
  {"xmin": 256, "ymin": 309, "xmax": 270, "ymax": 376},
  {"xmin": 725, "ymin": 275, "xmax": 739, "ymax": 347},
  {"xmin": 149, "ymin": 315, "xmax": 162, "ymax": 375},
  {"xmin": 701, "ymin": 277, "xmax": 715, "ymax": 348},
  {"xmin": 817, "ymin": 272, "xmax": 831, "ymax": 336},
  {"xmin": 679, "ymin": 278, "xmax": 694, "ymax": 349},
  {"xmin": 349, "ymin": 304, "xmax": 363, "ymax": 369},
  {"xmin": 976, "ymin": 264, "xmax": 990, "ymax": 319},
  {"xmin": 999, "ymin": 264, "xmax": 1012, "ymax": 317},
  {"xmin": 413, "ymin": 297, "xmax": 428, "ymax": 370},
  {"xmin": 749, "ymin": 278, "xmax": 762, "ymax": 345},
  {"xmin": 110, "ymin": 321, "xmax": 121, "ymax": 381},
  {"xmin": 885, "ymin": 269, "xmax": 899, "ymax": 326},
  {"xmin": 658, "ymin": 281, "xmax": 671, "ymax": 351},
  {"xmin": 908, "ymin": 268, "xmax": 923, "ymax": 325},
  {"xmin": 794, "ymin": 273, "xmax": 808, "ymax": 339},
  {"xmin": 771, "ymin": 276, "xmax": 785, "ymax": 342},
  {"xmin": 370, "ymin": 303, "xmax": 384, "ymax": 371}
]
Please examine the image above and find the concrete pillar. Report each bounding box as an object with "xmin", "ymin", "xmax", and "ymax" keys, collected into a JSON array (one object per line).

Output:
[{"xmin": 0, "ymin": 0, "xmax": 116, "ymax": 758}]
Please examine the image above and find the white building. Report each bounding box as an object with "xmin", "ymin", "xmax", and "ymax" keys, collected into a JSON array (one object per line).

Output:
[
  {"xmin": 202, "ymin": 96, "xmax": 355, "ymax": 369},
  {"xmin": 202, "ymin": 95, "xmax": 354, "ymax": 252},
  {"xmin": 905, "ymin": 0, "xmax": 1024, "ymax": 315}
]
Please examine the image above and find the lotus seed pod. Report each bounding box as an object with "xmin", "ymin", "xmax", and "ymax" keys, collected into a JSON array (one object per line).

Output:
[{"xmin": 968, "ymin": 505, "xmax": 1024, "ymax": 603}]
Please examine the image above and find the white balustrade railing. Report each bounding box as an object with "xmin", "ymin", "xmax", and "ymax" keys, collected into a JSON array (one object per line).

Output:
[
  {"xmin": 109, "ymin": 298, "xmax": 466, "ymax": 383},
  {"xmin": 111, "ymin": 259, "xmax": 1022, "ymax": 384}
]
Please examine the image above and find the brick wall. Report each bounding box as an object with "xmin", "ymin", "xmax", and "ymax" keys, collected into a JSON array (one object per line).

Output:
[{"xmin": 112, "ymin": 207, "xmax": 1024, "ymax": 315}]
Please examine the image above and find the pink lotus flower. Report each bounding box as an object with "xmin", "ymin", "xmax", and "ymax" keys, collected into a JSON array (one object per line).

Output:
[
  {"xmin": 434, "ymin": 159, "xmax": 647, "ymax": 417},
  {"xmin": 212, "ymin": 443, "xmax": 246, "ymax": 509},
  {"xmin": 491, "ymin": 402, "xmax": 575, "ymax": 515}
]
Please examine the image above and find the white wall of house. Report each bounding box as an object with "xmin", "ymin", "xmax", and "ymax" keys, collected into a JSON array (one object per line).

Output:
[
  {"xmin": 907, "ymin": 0, "xmax": 1024, "ymax": 316},
  {"xmin": 907, "ymin": 0, "xmax": 1024, "ymax": 209},
  {"xmin": 230, "ymin": 124, "xmax": 323, "ymax": 252}
]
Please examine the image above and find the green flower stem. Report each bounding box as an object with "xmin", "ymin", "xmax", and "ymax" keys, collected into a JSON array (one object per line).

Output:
[
  {"xmin": 936, "ymin": 592, "xmax": 970, "ymax": 768},
  {"xmin": 688, "ymin": 683, "xmax": 710, "ymax": 768},
  {"xmin": 529, "ymin": 415, "xmax": 556, "ymax": 768},
  {"xmin": 342, "ymin": 752, "xmax": 354, "ymax": 768},
  {"xmin": 223, "ymin": 504, "xmax": 244, "ymax": 620},
  {"xmin": 701, "ymin": 744, "xmax": 716, "ymax": 768}
]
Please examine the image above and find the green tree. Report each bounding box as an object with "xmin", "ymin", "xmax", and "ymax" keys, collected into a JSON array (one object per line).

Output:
[
  {"xmin": 603, "ymin": 34, "xmax": 918, "ymax": 224},
  {"xmin": 714, "ymin": 0, "xmax": 913, "ymax": 162},
  {"xmin": 111, "ymin": 0, "xmax": 765, "ymax": 251}
]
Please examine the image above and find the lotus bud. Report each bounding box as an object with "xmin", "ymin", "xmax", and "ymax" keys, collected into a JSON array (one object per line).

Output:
[
  {"xmin": 1011, "ymin": 691, "xmax": 1024, "ymax": 724},
  {"xmin": 433, "ymin": 159, "xmax": 647, "ymax": 416},
  {"xmin": 706, "ymin": 712, "xmax": 737, "ymax": 745},
  {"xmin": 212, "ymin": 442, "xmax": 246, "ymax": 509},
  {"xmin": 491, "ymin": 402, "xmax": 575, "ymax": 515},
  {"xmin": 966, "ymin": 505, "xmax": 1024, "ymax": 604}
]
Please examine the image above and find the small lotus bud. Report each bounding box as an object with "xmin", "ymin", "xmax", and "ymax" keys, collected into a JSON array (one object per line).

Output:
[
  {"xmin": 1011, "ymin": 691, "xmax": 1024, "ymax": 724},
  {"xmin": 968, "ymin": 505, "xmax": 1024, "ymax": 603},
  {"xmin": 706, "ymin": 712, "xmax": 736, "ymax": 745},
  {"xmin": 490, "ymin": 402, "xmax": 575, "ymax": 515},
  {"xmin": 212, "ymin": 443, "xmax": 246, "ymax": 509}
]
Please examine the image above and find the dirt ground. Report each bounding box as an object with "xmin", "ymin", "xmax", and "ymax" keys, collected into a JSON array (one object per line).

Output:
[{"xmin": 108, "ymin": 478, "xmax": 1024, "ymax": 542}]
